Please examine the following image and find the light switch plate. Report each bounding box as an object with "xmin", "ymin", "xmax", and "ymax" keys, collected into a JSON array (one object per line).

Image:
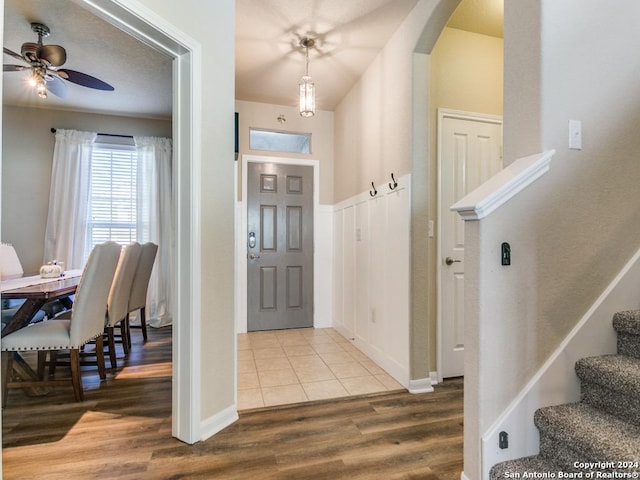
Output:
[{"xmin": 569, "ymin": 120, "xmax": 582, "ymax": 150}]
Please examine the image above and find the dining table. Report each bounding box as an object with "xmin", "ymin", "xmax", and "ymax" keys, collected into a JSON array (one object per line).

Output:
[{"xmin": 1, "ymin": 270, "xmax": 83, "ymax": 395}]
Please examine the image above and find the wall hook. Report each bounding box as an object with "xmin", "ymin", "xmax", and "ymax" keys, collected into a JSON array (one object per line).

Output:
[
  {"xmin": 389, "ymin": 173, "xmax": 398, "ymax": 190},
  {"xmin": 369, "ymin": 181, "xmax": 378, "ymax": 197}
]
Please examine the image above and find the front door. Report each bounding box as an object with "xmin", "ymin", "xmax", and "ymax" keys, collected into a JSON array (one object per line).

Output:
[
  {"xmin": 247, "ymin": 162, "xmax": 314, "ymax": 331},
  {"xmin": 439, "ymin": 110, "xmax": 502, "ymax": 378}
]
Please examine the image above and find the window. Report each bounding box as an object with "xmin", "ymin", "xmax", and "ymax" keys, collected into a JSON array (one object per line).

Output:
[
  {"xmin": 85, "ymin": 143, "xmax": 137, "ymax": 257},
  {"xmin": 249, "ymin": 128, "xmax": 312, "ymax": 154}
]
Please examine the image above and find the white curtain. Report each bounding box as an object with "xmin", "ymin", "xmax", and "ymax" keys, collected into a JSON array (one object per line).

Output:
[
  {"xmin": 135, "ymin": 136, "xmax": 173, "ymax": 327},
  {"xmin": 44, "ymin": 129, "xmax": 97, "ymax": 269}
]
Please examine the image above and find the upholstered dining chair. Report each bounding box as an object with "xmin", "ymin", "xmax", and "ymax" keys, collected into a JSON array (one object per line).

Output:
[
  {"xmin": 126, "ymin": 242, "xmax": 158, "ymax": 345},
  {"xmin": 1, "ymin": 243, "xmax": 25, "ymax": 328},
  {"xmin": 0, "ymin": 243, "xmax": 24, "ymax": 280},
  {"xmin": 1, "ymin": 243, "xmax": 66, "ymax": 328},
  {"xmin": 104, "ymin": 242, "xmax": 141, "ymax": 369},
  {"xmin": 1, "ymin": 241, "xmax": 121, "ymax": 405}
]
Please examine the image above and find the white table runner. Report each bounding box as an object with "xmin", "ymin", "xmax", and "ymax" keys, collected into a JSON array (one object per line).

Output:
[{"xmin": 0, "ymin": 269, "xmax": 83, "ymax": 293}]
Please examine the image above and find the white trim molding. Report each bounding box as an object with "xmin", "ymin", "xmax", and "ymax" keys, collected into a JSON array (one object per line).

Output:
[
  {"xmin": 408, "ymin": 378, "xmax": 435, "ymax": 394},
  {"xmin": 200, "ymin": 405, "xmax": 239, "ymax": 442},
  {"xmin": 437, "ymin": 109, "xmax": 503, "ymax": 383},
  {"xmin": 332, "ymin": 175, "xmax": 412, "ymax": 388},
  {"xmin": 480, "ymin": 245, "xmax": 640, "ymax": 479},
  {"xmin": 78, "ymin": 0, "xmax": 204, "ymax": 445},
  {"xmin": 237, "ymin": 154, "xmax": 322, "ymax": 334},
  {"xmin": 450, "ymin": 150, "xmax": 555, "ymax": 221}
]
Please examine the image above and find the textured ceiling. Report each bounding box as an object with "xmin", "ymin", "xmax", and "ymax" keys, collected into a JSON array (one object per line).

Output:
[
  {"xmin": 2, "ymin": 0, "xmax": 502, "ymax": 119},
  {"xmin": 2, "ymin": 0, "xmax": 173, "ymax": 119},
  {"xmin": 235, "ymin": 0, "xmax": 420, "ymax": 111}
]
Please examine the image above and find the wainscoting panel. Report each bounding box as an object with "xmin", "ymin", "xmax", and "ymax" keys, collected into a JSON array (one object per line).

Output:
[
  {"xmin": 333, "ymin": 174, "xmax": 411, "ymax": 387},
  {"xmin": 355, "ymin": 200, "xmax": 370, "ymax": 344},
  {"xmin": 332, "ymin": 208, "xmax": 344, "ymax": 332},
  {"xmin": 342, "ymin": 206, "xmax": 356, "ymax": 336}
]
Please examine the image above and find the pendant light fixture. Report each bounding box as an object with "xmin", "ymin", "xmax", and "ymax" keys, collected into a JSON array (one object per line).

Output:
[{"xmin": 299, "ymin": 37, "xmax": 316, "ymax": 118}]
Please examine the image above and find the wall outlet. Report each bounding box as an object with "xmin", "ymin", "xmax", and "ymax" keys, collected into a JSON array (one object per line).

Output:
[{"xmin": 499, "ymin": 431, "xmax": 509, "ymax": 449}]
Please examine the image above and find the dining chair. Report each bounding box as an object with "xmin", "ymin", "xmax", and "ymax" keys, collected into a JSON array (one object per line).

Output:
[
  {"xmin": 126, "ymin": 242, "xmax": 158, "ymax": 345},
  {"xmin": 1, "ymin": 241, "xmax": 121, "ymax": 405},
  {"xmin": 1, "ymin": 243, "xmax": 27, "ymax": 327},
  {"xmin": 0, "ymin": 243, "xmax": 24, "ymax": 280},
  {"xmin": 0, "ymin": 243, "xmax": 63, "ymax": 328},
  {"xmin": 104, "ymin": 242, "xmax": 142, "ymax": 369}
]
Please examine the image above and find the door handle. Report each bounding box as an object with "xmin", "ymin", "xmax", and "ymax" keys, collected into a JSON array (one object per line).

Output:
[
  {"xmin": 248, "ymin": 253, "xmax": 261, "ymax": 260},
  {"xmin": 445, "ymin": 256, "xmax": 461, "ymax": 266}
]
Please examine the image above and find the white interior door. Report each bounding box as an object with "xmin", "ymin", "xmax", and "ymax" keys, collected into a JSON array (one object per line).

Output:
[{"xmin": 439, "ymin": 110, "xmax": 502, "ymax": 378}]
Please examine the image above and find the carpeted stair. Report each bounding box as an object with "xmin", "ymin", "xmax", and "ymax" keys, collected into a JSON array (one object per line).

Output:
[{"xmin": 489, "ymin": 310, "xmax": 640, "ymax": 479}]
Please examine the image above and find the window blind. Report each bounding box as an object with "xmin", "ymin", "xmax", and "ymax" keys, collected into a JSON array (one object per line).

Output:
[{"xmin": 86, "ymin": 146, "xmax": 137, "ymax": 256}]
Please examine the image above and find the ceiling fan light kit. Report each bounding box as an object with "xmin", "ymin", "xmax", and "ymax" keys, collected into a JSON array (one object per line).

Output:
[
  {"xmin": 299, "ymin": 37, "xmax": 316, "ymax": 118},
  {"xmin": 3, "ymin": 21, "xmax": 114, "ymax": 100}
]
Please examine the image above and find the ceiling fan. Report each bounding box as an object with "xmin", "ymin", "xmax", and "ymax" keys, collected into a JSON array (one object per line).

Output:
[{"xmin": 3, "ymin": 22, "xmax": 114, "ymax": 99}]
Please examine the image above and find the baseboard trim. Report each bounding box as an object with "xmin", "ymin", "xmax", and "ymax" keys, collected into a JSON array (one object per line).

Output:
[
  {"xmin": 199, "ymin": 404, "xmax": 239, "ymax": 442},
  {"xmin": 408, "ymin": 377, "xmax": 434, "ymax": 394},
  {"xmin": 430, "ymin": 371, "xmax": 439, "ymax": 385}
]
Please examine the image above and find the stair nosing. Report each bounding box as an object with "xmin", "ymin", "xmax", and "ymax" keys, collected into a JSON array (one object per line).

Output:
[
  {"xmin": 575, "ymin": 354, "xmax": 640, "ymax": 393},
  {"xmin": 535, "ymin": 403, "xmax": 640, "ymax": 460}
]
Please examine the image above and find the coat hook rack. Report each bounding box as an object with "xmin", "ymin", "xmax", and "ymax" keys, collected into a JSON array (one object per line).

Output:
[
  {"xmin": 369, "ymin": 181, "xmax": 378, "ymax": 197},
  {"xmin": 389, "ymin": 173, "xmax": 398, "ymax": 190}
]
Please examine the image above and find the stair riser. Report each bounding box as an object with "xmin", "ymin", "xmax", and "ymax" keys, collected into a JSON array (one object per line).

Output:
[
  {"xmin": 538, "ymin": 435, "xmax": 584, "ymax": 471},
  {"xmin": 581, "ymin": 383, "xmax": 640, "ymax": 427},
  {"xmin": 617, "ymin": 333, "xmax": 640, "ymax": 359}
]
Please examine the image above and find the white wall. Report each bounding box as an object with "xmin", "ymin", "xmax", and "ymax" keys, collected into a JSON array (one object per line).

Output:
[
  {"xmin": 333, "ymin": 175, "xmax": 411, "ymax": 386},
  {"xmin": 236, "ymin": 155, "xmax": 333, "ymax": 334},
  {"xmin": 233, "ymin": 101, "xmax": 335, "ymax": 334},
  {"xmin": 127, "ymin": 0, "xmax": 237, "ymax": 432},
  {"xmin": 1, "ymin": 105, "xmax": 171, "ymax": 273},
  {"xmin": 464, "ymin": 1, "xmax": 640, "ymax": 478},
  {"xmin": 427, "ymin": 26, "xmax": 503, "ymax": 372},
  {"xmin": 235, "ymin": 100, "xmax": 334, "ymax": 204},
  {"xmin": 333, "ymin": 0, "xmax": 455, "ymax": 204},
  {"xmin": 333, "ymin": 0, "xmax": 459, "ymax": 385}
]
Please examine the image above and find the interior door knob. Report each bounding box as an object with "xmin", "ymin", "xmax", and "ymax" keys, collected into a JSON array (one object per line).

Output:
[
  {"xmin": 248, "ymin": 253, "xmax": 261, "ymax": 260},
  {"xmin": 445, "ymin": 256, "xmax": 461, "ymax": 266}
]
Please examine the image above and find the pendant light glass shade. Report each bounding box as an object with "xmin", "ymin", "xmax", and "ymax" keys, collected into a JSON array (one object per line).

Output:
[
  {"xmin": 299, "ymin": 75, "xmax": 315, "ymax": 117},
  {"xmin": 299, "ymin": 38, "xmax": 316, "ymax": 117}
]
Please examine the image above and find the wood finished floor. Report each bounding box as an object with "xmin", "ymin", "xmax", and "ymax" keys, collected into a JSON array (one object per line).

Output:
[{"xmin": 2, "ymin": 326, "xmax": 463, "ymax": 480}]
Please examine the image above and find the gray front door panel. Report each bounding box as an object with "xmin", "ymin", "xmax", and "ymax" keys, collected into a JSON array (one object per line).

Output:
[{"xmin": 247, "ymin": 162, "xmax": 314, "ymax": 331}]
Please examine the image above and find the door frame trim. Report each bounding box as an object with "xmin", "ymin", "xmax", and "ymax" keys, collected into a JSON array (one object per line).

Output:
[
  {"xmin": 237, "ymin": 154, "xmax": 319, "ymax": 333},
  {"xmin": 76, "ymin": 0, "xmax": 203, "ymax": 444},
  {"xmin": 436, "ymin": 109, "xmax": 503, "ymax": 382}
]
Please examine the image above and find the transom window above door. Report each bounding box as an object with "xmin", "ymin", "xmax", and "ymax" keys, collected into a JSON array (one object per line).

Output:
[{"xmin": 249, "ymin": 128, "xmax": 312, "ymax": 155}]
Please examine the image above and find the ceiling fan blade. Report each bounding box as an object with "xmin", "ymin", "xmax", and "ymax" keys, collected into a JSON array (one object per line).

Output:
[
  {"xmin": 3, "ymin": 64, "xmax": 27, "ymax": 72},
  {"xmin": 3, "ymin": 47, "xmax": 29, "ymax": 64},
  {"xmin": 38, "ymin": 44, "xmax": 67, "ymax": 67},
  {"xmin": 56, "ymin": 69, "xmax": 114, "ymax": 91},
  {"xmin": 46, "ymin": 75, "xmax": 69, "ymax": 99},
  {"xmin": 21, "ymin": 42, "xmax": 40, "ymax": 63}
]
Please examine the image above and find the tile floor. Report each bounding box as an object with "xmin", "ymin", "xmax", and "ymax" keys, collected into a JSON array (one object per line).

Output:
[{"xmin": 237, "ymin": 327, "xmax": 404, "ymax": 410}]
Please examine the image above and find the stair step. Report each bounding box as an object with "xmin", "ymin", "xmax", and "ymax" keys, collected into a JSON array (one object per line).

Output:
[
  {"xmin": 489, "ymin": 455, "xmax": 565, "ymax": 480},
  {"xmin": 613, "ymin": 310, "xmax": 640, "ymax": 336},
  {"xmin": 535, "ymin": 403, "xmax": 640, "ymax": 468},
  {"xmin": 575, "ymin": 354, "xmax": 640, "ymax": 426}
]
